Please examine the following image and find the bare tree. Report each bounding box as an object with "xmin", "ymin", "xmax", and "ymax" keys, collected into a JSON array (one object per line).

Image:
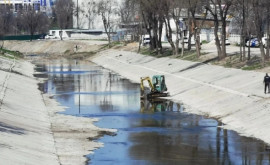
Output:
[
  {"xmin": 119, "ymin": 0, "xmax": 136, "ymax": 24},
  {"xmin": 162, "ymin": 0, "xmax": 186, "ymax": 56},
  {"xmin": 205, "ymin": 0, "xmax": 234, "ymax": 60},
  {"xmin": 139, "ymin": 0, "xmax": 165, "ymax": 55},
  {"xmin": 188, "ymin": 0, "xmax": 208, "ymax": 58},
  {"xmin": 252, "ymin": 0, "xmax": 266, "ymax": 66},
  {"xmin": 18, "ymin": 6, "xmax": 45, "ymax": 41},
  {"xmin": 231, "ymin": 0, "xmax": 246, "ymax": 61},
  {"xmin": 75, "ymin": 7, "xmax": 86, "ymax": 29},
  {"xmin": 36, "ymin": 13, "xmax": 50, "ymax": 35},
  {"xmin": 163, "ymin": 0, "xmax": 176, "ymax": 55},
  {"xmin": 54, "ymin": 0, "xmax": 74, "ymax": 40},
  {"xmin": 0, "ymin": 6, "xmax": 14, "ymax": 48},
  {"xmin": 264, "ymin": 0, "xmax": 270, "ymax": 60},
  {"xmin": 171, "ymin": 4, "xmax": 183, "ymax": 57},
  {"xmin": 81, "ymin": 0, "xmax": 96, "ymax": 29},
  {"xmin": 97, "ymin": 0, "xmax": 118, "ymax": 47}
]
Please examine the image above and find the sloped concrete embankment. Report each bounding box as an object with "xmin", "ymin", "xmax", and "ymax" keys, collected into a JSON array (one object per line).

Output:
[
  {"xmin": 0, "ymin": 56, "xmax": 116, "ymax": 165},
  {"xmin": 0, "ymin": 57, "xmax": 59, "ymax": 165},
  {"xmin": 92, "ymin": 49, "xmax": 270, "ymax": 144}
]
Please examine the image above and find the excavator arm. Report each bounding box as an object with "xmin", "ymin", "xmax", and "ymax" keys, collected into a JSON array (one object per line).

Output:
[{"xmin": 140, "ymin": 77, "xmax": 155, "ymax": 93}]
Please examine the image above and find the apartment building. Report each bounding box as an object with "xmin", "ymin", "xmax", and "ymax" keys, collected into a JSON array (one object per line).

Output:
[{"xmin": 0, "ymin": 0, "xmax": 53, "ymax": 13}]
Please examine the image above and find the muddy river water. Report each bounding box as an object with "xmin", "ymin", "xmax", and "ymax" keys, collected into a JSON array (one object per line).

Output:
[{"xmin": 35, "ymin": 59, "xmax": 270, "ymax": 165}]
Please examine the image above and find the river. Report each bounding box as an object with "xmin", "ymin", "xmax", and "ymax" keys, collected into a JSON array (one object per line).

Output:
[{"xmin": 35, "ymin": 59, "xmax": 270, "ymax": 165}]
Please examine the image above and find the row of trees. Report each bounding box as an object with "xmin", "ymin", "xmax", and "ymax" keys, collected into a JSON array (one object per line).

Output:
[
  {"xmin": 233, "ymin": 0, "xmax": 270, "ymax": 65},
  {"xmin": 0, "ymin": 0, "xmax": 119, "ymax": 45},
  {"xmin": 0, "ymin": 5, "xmax": 49, "ymax": 46},
  {"xmin": 117, "ymin": 0, "xmax": 270, "ymax": 65},
  {"xmin": 1, "ymin": 0, "xmax": 270, "ymax": 65},
  {"xmin": 0, "ymin": 1, "xmax": 75, "ymax": 43}
]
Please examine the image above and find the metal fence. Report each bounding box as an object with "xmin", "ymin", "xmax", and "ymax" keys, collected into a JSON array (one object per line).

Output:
[{"xmin": 0, "ymin": 34, "xmax": 45, "ymax": 40}]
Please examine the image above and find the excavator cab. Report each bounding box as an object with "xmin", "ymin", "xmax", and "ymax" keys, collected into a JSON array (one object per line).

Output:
[
  {"xmin": 140, "ymin": 75, "xmax": 169, "ymax": 98},
  {"xmin": 152, "ymin": 75, "xmax": 167, "ymax": 93}
]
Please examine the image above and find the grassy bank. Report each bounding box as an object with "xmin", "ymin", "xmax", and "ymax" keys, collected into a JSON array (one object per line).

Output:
[{"xmin": 0, "ymin": 48, "xmax": 24, "ymax": 59}]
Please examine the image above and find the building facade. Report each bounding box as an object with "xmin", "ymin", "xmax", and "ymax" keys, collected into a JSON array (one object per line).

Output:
[{"xmin": 0, "ymin": 0, "xmax": 53, "ymax": 14}]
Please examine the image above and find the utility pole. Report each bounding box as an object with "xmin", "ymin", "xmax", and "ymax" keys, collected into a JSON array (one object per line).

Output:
[{"xmin": 77, "ymin": 0, "xmax": 79, "ymax": 29}]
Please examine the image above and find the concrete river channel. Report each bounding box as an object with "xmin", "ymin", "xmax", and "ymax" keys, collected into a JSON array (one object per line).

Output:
[{"xmin": 35, "ymin": 59, "xmax": 270, "ymax": 165}]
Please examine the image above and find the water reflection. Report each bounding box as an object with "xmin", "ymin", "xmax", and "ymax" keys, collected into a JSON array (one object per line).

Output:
[
  {"xmin": 140, "ymin": 99, "xmax": 180, "ymax": 113},
  {"xmin": 35, "ymin": 59, "xmax": 270, "ymax": 165}
]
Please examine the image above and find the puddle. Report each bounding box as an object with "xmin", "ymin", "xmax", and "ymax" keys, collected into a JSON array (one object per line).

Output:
[{"xmin": 35, "ymin": 59, "xmax": 270, "ymax": 165}]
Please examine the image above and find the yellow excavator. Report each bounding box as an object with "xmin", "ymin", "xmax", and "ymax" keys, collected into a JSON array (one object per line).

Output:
[{"xmin": 140, "ymin": 75, "xmax": 169, "ymax": 99}]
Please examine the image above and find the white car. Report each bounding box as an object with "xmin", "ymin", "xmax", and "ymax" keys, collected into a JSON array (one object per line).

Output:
[
  {"xmin": 221, "ymin": 39, "xmax": 230, "ymax": 45},
  {"xmin": 142, "ymin": 35, "xmax": 150, "ymax": 46},
  {"xmin": 45, "ymin": 34, "xmax": 57, "ymax": 39}
]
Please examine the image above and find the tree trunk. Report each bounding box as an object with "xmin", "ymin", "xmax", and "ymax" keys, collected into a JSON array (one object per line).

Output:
[
  {"xmin": 105, "ymin": 28, "xmax": 110, "ymax": 47},
  {"xmin": 259, "ymin": 41, "xmax": 266, "ymax": 66},
  {"xmin": 267, "ymin": 31, "xmax": 270, "ymax": 60},
  {"xmin": 213, "ymin": 19, "xmax": 222, "ymax": 59},
  {"xmin": 153, "ymin": 25, "xmax": 159, "ymax": 54},
  {"xmin": 175, "ymin": 27, "xmax": 180, "ymax": 56},
  {"xmin": 242, "ymin": 0, "xmax": 246, "ymax": 61},
  {"xmin": 266, "ymin": 7, "xmax": 270, "ymax": 60},
  {"xmin": 220, "ymin": 19, "xmax": 227, "ymax": 59},
  {"xmin": 164, "ymin": 18, "xmax": 176, "ymax": 55},
  {"xmin": 181, "ymin": 30, "xmax": 184, "ymax": 57},
  {"xmin": 158, "ymin": 19, "xmax": 163, "ymax": 54},
  {"xmin": 195, "ymin": 33, "xmax": 201, "ymax": 58},
  {"xmin": 253, "ymin": 1, "xmax": 265, "ymax": 66},
  {"xmin": 60, "ymin": 29, "xmax": 63, "ymax": 41},
  {"xmin": 240, "ymin": 36, "xmax": 243, "ymax": 61},
  {"xmin": 107, "ymin": 31, "xmax": 111, "ymax": 47},
  {"xmin": 187, "ymin": 10, "xmax": 192, "ymax": 51},
  {"xmin": 243, "ymin": 40, "xmax": 246, "ymax": 61},
  {"xmin": 247, "ymin": 32, "xmax": 251, "ymax": 60},
  {"xmin": 137, "ymin": 21, "xmax": 143, "ymax": 53}
]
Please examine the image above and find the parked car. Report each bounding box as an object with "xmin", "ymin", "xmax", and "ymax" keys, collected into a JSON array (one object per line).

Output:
[
  {"xmin": 225, "ymin": 39, "xmax": 230, "ymax": 45},
  {"xmin": 45, "ymin": 34, "xmax": 57, "ymax": 39},
  {"xmin": 246, "ymin": 38, "xmax": 259, "ymax": 47},
  {"xmin": 221, "ymin": 38, "xmax": 230, "ymax": 45},
  {"xmin": 142, "ymin": 35, "xmax": 150, "ymax": 46}
]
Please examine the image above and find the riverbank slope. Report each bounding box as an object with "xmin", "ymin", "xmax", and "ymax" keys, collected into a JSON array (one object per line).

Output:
[
  {"xmin": 2, "ymin": 39, "xmax": 270, "ymax": 162},
  {"xmin": 0, "ymin": 56, "xmax": 60, "ymax": 165},
  {"xmin": 92, "ymin": 49, "xmax": 270, "ymax": 144},
  {"xmin": 0, "ymin": 49, "xmax": 115, "ymax": 164}
]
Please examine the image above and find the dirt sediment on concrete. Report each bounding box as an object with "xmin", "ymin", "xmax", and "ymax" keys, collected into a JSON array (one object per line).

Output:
[
  {"xmin": 92, "ymin": 49, "xmax": 270, "ymax": 145},
  {"xmin": 3, "ymin": 40, "xmax": 107, "ymax": 57},
  {"xmin": 0, "ymin": 54, "xmax": 115, "ymax": 164},
  {"xmin": 44, "ymin": 93, "xmax": 115, "ymax": 165}
]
